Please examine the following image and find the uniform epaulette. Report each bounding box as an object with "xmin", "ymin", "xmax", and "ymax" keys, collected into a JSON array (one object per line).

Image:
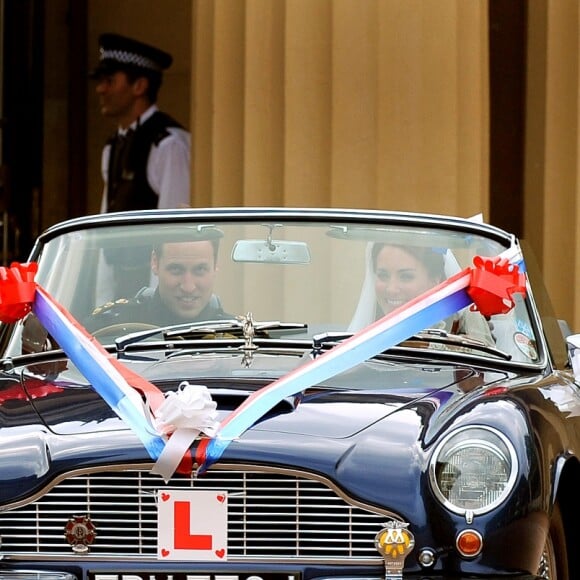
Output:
[{"xmin": 92, "ymin": 298, "xmax": 130, "ymax": 316}]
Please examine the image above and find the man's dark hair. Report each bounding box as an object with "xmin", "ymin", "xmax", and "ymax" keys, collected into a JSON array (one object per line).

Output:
[{"xmin": 153, "ymin": 238, "xmax": 220, "ymax": 264}]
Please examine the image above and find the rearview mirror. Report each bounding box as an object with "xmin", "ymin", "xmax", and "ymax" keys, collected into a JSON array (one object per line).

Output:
[{"xmin": 232, "ymin": 240, "xmax": 311, "ymax": 264}]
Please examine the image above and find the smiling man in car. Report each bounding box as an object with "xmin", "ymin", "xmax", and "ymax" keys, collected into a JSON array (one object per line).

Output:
[{"xmin": 89, "ymin": 233, "xmax": 231, "ymax": 331}]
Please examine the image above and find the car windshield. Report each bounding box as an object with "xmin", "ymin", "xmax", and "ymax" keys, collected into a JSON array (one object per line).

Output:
[{"xmin": 6, "ymin": 217, "xmax": 541, "ymax": 364}]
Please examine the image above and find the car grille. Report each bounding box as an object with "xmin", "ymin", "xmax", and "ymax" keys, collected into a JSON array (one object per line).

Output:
[{"xmin": 0, "ymin": 466, "xmax": 389, "ymax": 561}]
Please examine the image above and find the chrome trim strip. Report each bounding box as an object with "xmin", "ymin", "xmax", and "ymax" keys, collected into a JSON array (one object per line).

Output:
[
  {"xmin": 1, "ymin": 555, "xmax": 383, "ymax": 565},
  {"xmin": 0, "ymin": 462, "xmax": 400, "ymax": 519},
  {"xmin": 428, "ymin": 425, "xmax": 519, "ymax": 516}
]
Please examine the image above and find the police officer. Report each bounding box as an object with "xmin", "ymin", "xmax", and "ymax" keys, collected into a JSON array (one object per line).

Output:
[
  {"xmin": 91, "ymin": 33, "xmax": 191, "ymax": 213},
  {"xmin": 91, "ymin": 33, "xmax": 191, "ymax": 299}
]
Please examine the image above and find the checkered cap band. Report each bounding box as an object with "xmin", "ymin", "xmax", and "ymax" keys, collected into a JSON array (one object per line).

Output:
[{"xmin": 100, "ymin": 47, "xmax": 163, "ymax": 72}]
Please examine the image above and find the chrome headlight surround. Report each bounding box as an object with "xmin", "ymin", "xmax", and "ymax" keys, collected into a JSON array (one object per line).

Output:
[{"xmin": 428, "ymin": 425, "xmax": 518, "ymax": 516}]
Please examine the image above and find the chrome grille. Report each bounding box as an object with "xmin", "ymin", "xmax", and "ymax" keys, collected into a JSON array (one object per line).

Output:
[{"xmin": 0, "ymin": 467, "xmax": 388, "ymax": 561}]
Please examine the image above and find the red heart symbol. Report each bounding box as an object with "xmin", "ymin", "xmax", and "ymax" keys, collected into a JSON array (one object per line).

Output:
[
  {"xmin": 161, "ymin": 492, "xmax": 170, "ymax": 502},
  {"xmin": 215, "ymin": 548, "xmax": 225, "ymax": 558},
  {"xmin": 161, "ymin": 548, "xmax": 170, "ymax": 557},
  {"xmin": 216, "ymin": 494, "xmax": 225, "ymax": 503}
]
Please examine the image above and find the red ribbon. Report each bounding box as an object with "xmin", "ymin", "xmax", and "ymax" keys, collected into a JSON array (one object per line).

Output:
[
  {"xmin": 0, "ymin": 262, "xmax": 38, "ymax": 323},
  {"xmin": 467, "ymin": 256, "xmax": 526, "ymax": 317}
]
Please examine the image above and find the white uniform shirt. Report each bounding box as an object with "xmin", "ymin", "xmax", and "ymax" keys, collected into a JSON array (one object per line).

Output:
[{"xmin": 100, "ymin": 105, "xmax": 191, "ymax": 213}]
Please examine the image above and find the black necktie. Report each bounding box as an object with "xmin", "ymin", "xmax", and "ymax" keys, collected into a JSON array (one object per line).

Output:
[
  {"xmin": 111, "ymin": 129, "xmax": 134, "ymax": 183},
  {"xmin": 108, "ymin": 129, "xmax": 135, "ymax": 211}
]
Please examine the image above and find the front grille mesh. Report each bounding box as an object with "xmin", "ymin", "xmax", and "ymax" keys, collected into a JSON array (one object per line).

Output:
[{"xmin": 0, "ymin": 468, "xmax": 387, "ymax": 560}]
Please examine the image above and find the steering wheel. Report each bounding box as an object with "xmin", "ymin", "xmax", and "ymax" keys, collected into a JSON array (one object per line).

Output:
[{"xmin": 92, "ymin": 322, "xmax": 160, "ymax": 341}]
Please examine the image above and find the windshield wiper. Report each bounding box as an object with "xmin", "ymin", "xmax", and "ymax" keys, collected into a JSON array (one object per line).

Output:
[
  {"xmin": 399, "ymin": 329, "xmax": 512, "ymax": 360},
  {"xmin": 312, "ymin": 331, "xmax": 354, "ymax": 352},
  {"xmin": 114, "ymin": 318, "xmax": 308, "ymax": 352},
  {"xmin": 311, "ymin": 328, "xmax": 512, "ymax": 360},
  {"xmin": 163, "ymin": 319, "xmax": 307, "ymax": 339}
]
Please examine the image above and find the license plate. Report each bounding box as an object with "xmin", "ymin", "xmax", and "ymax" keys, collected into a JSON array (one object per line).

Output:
[{"xmin": 89, "ymin": 573, "xmax": 302, "ymax": 580}]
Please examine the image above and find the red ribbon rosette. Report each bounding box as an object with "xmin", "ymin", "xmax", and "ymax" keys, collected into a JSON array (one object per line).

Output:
[
  {"xmin": 0, "ymin": 262, "xmax": 38, "ymax": 323},
  {"xmin": 467, "ymin": 256, "xmax": 526, "ymax": 317}
]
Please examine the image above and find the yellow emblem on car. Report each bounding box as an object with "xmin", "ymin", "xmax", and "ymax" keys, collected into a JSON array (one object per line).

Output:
[{"xmin": 375, "ymin": 521, "xmax": 415, "ymax": 579}]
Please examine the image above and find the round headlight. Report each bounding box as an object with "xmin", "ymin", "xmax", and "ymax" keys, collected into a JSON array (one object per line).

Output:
[{"xmin": 429, "ymin": 426, "xmax": 518, "ymax": 515}]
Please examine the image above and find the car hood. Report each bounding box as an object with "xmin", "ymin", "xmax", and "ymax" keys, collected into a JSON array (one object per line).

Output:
[
  {"xmin": 0, "ymin": 349, "xmax": 514, "ymax": 507},
  {"xmin": 20, "ymin": 350, "xmax": 504, "ymax": 436}
]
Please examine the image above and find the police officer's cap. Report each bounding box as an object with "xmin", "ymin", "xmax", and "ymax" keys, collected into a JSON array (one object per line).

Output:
[{"xmin": 90, "ymin": 33, "xmax": 173, "ymax": 79}]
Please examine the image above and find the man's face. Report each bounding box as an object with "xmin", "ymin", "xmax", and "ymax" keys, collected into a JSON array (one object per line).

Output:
[
  {"xmin": 151, "ymin": 241, "xmax": 217, "ymax": 320},
  {"xmin": 94, "ymin": 71, "xmax": 144, "ymax": 124}
]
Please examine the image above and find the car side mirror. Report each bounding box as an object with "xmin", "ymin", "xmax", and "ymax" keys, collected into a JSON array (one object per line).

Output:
[{"xmin": 565, "ymin": 333, "xmax": 580, "ymax": 378}]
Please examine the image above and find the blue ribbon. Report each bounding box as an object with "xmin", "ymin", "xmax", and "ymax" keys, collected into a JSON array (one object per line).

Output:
[
  {"xmin": 199, "ymin": 246, "xmax": 526, "ymax": 472},
  {"xmin": 198, "ymin": 272, "xmax": 475, "ymax": 471},
  {"xmin": 33, "ymin": 289, "xmax": 166, "ymax": 459}
]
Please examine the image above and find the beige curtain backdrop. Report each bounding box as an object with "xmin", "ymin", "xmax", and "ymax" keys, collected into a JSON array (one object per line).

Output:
[
  {"xmin": 188, "ymin": 0, "xmax": 491, "ymax": 329},
  {"xmin": 191, "ymin": 0, "xmax": 489, "ymax": 218},
  {"xmin": 526, "ymin": 1, "xmax": 580, "ymax": 331}
]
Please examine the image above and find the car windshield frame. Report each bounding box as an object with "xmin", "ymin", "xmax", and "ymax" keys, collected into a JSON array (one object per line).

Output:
[{"xmin": 3, "ymin": 209, "xmax": 549, "ymax": 368}]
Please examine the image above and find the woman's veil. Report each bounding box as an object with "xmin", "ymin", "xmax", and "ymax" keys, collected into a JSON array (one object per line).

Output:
[{"xmin": 348, "ymin": 242, "xmax": 377, "ymax": 332}]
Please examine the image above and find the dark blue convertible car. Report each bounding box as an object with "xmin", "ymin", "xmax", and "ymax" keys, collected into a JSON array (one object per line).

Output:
[{"xmin": 0, "ymin": 207, "xmax": 577, "ymax": 580}]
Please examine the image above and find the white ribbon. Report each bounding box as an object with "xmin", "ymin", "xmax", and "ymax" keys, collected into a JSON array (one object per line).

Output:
[{"xmin": 151, "ymin": 382, "xmax": 219, "ymax": 481}]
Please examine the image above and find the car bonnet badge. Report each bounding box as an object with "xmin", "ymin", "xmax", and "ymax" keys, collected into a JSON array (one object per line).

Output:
[
  {"xmin": 64, "ymin": 514, "xmax": 97, "ymax": 553},
  {"xmin": 374, "ymin": 521, "xmax": 415, "ymax": 579}
]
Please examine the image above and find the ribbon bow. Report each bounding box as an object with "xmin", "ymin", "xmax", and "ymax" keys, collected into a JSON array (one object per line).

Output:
[
  {"xmin": 0, "ymin": 263, "xmax": 38, "ymax": 323},
  {"xmin": 467, "ymin": 256, "xmax": 526, "ymax": 317},
  {"xmin": 152, "ymin": 382, "xmax": 219, "ymax": 481}
]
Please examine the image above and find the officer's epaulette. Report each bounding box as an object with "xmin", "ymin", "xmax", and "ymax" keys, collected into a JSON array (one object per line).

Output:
[{"xmin": 92, "ymin": 298, "xmax": 131, "ymax": 317}]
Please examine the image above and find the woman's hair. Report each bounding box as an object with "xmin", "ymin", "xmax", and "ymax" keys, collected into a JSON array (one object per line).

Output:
[{"xmin": 371, "ymin": 243, "xmax": 446, "ymax": 282}]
